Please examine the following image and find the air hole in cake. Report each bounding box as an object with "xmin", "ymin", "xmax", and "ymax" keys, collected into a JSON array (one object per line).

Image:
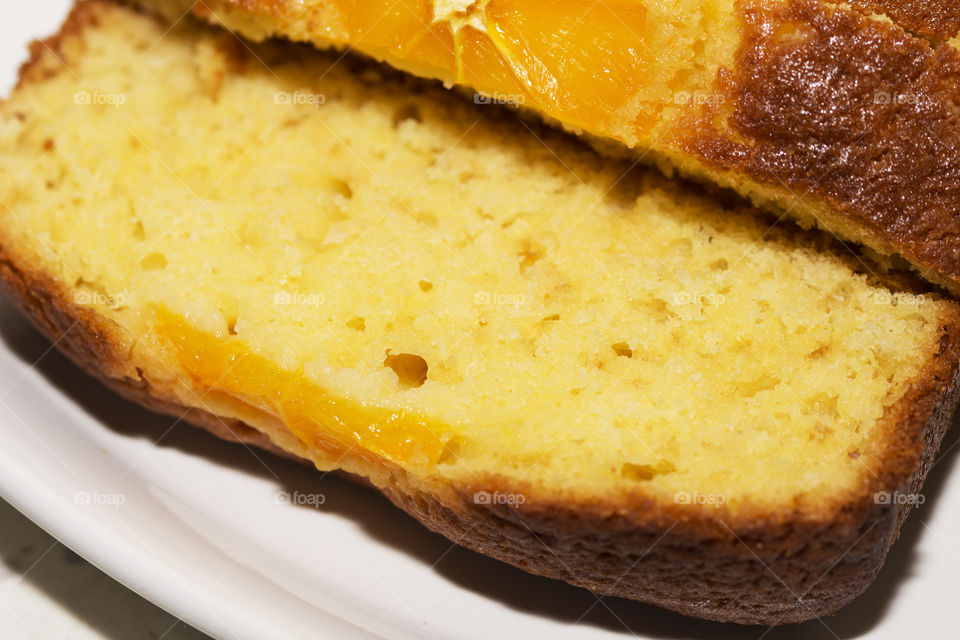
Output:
[
  {"xmin": 226, "ymin": 315, "xmax": 238, "ymax": 335},
  {"xmin": 500, "ymin": 214, "xmax": 518, "ymax": 229},
  {"xmin": 634, "ymin": 297, "xmax": 677, "ymax": 322},
  {"xmin": 518, "ymin": 239, "xmax": 546, "ymax": 274},
  {"xmin": 740, "ymin": 374, "xmax": 781, "ymax": 397},
  {"xmin": 411, "ymin": 210, "xmax": 438, "ymax": 227},
  {"xmin": 331, "ymin": 179, "xmax": 353, "ymax": 199},
  {"xmin": 419, "ymin": 280, "xmax": 433, "ymax": 292},
  {"xmin": 140, "ymin": 252, "xmax": 167, "ymax": 270},
  {"xmin": 808, "ymin": 345, "xmax": 829, "ymax": 359},
  {"xmin": 346, "ymin": 316, "xmax": 365, "ymax": 331},
  {"xmin": 710, "ymin": 259, "xmax": 729, "ymax": 271},
  {"xmin": 621, "ymin": 461, "xmax": 675, "ymax": 481},
  {"xmin": 132, "ymin": 220, "xmax": 146, "ymax": 241},
  {"xmin": 612, "ymin": 342, "xmax": 633, "ymax": 358},
  {"xmin": 384, "ymin": 350, "xmax": 428, "ymax": 388}
]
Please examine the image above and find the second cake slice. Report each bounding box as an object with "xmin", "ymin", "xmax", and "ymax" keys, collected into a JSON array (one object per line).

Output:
[{"xmin": 2, "ymin": 1, "xmax": 959, "ymax": 624}]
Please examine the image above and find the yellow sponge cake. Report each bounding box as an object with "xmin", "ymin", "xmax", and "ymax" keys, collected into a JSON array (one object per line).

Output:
[{"xmin": 2, "ymin": 1, "xmax": 959, "ymax": 624}]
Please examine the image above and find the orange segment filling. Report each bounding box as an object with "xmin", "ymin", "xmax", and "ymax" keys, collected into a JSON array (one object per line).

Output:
[
  {"xmin": 310, "ymin": 0, "xmax": 658, "ymax": 138},
  {"xmin": 339, "ymin": 0, "xmax": 433, "ymax": 50},
  {"xmin": 154, "ymin": 308, "xmax": 447, "ymax": 466},
  {"xmin": 403, "ymin": 21, "xmax": 457, "ymax": 75},
  {"xmin": 337, "ymin": 0, "xmax": 455, "ymax": 75},
  {"xmin": 483, "ymin": 0, "xmax": 650, "ymax": 132},
  {"xmin": 455, "ymin": 24, "xmax": 530, "ymax": 101}
]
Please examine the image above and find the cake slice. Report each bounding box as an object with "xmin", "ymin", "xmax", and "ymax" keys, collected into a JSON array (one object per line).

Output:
[
  {"xmin": 132, "ymin": 0, "xmax": 960, "ymax": 295},
  {"xmin": 3, "ymin": 1, "xmax": 960, "ymax": 624}
]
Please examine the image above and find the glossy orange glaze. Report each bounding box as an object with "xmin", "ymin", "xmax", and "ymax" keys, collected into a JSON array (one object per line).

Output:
[
  {"xmin": 155, "ymin": 307, "xmax": 448, "ymax": 466},
  {"xmin": 483, "ymin": 0, "xmax": 650, "ymax": 131},
  {"xmin": 337, "ymin": 0, "xmax": 456, "ymax": 77},
  {"xmin": 290, "ymin": 0, "xmax": 653, "ymax": 138},
  {"xmin": 455, "ymin": 24, "xmax": 530, "ymax": 102}
]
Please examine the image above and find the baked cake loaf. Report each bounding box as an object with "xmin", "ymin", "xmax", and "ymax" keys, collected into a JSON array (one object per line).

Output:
[
  {"xmin": 3, "ymin": 1, "xmax": 960, "ymax": 624},
  {"xmin": 132, "ymin": 0, "xmax": 960, "ymax": 295}
]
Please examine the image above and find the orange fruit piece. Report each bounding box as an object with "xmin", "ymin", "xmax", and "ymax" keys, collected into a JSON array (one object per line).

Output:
[
  {"xmin": 483, "ymin": 0, "xmax": 650, "ymax": 133},
  {"xmin": 154, "ymin": 307, "xmax": 448, "ymax": 466},
  {"xmin": 196, "ymin": 0, "xmax": 676, "ymax": 141}
]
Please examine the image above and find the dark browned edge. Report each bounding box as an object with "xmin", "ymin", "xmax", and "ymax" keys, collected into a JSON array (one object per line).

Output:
[
  {"xmin": 3, "ymin": 0, "xmax": 960, "ymax": 625},
  {"xmin": 848, "ymin": 1, "xmax": 960, "ymax": 41},
  {"xmin": 679, "ymin": 0, "xmax": 960, "ymax": 296}
]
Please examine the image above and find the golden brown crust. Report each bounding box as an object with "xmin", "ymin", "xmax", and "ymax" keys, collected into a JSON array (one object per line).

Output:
[
  {"xmin": 681, "ymin": 0, "xmax": 960, "ymax": 294},
  {"xmin": 848, "ymin": 0, "xmax": 960, "ymax": 41},
  {"xmin": 4, "ymin": 1, "xmax": 960, "ymax": 624},
  {"xmin": 17, "ymin": 0, "xmax": 104, "ymax": 84}
]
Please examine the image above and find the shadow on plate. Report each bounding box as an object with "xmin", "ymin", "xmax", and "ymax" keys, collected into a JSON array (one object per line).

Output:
[
  {"xmin": 0, "ymin": 499, "xmax": 206, "ymax": 639},
  {"xmin": 1, "ymin": 297, "xmax": 957, "ymax": 640}
]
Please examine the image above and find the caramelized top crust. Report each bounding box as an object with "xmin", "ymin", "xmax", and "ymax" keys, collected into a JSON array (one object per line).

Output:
[
  {"xmin": 849, "ymin": 0, "xmax": 960, "ymax": 41},
  {"xmin": 683, "ymin": 0, "xmax": 960, "ymax": 286}
]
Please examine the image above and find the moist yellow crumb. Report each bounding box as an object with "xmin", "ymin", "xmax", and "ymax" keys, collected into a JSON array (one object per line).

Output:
[{"xmin": 0, "ymin": 4, "xmax": 952, "ymax": 514}]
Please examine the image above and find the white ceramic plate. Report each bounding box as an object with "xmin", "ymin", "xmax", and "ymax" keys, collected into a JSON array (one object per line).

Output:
[{"xmin": 2, "ymin": 3, "xmax": 960, "ymax": 639}]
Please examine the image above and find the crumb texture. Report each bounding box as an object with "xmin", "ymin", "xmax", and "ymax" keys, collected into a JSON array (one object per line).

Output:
[
  {"xmin": 132, "ymin": 0, "xmax": 960, "ymax": 292},
  {"xmin": 0, "ymin": 2, "xmax": 953, "ymax": 519}
]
